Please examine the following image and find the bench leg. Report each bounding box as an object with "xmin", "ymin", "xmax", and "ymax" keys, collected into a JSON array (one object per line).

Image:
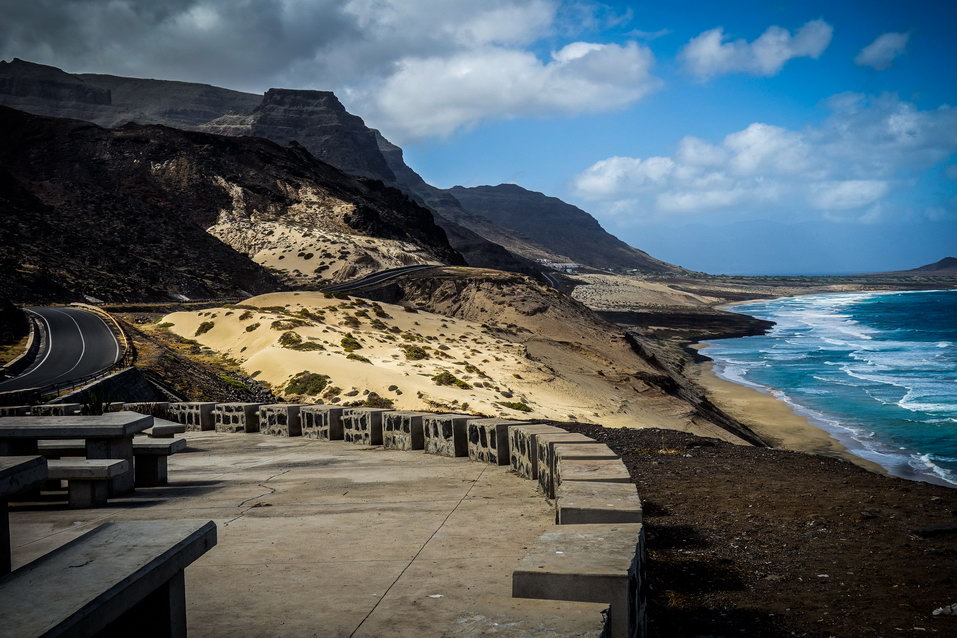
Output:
[
  {"xmin": 135, "ymin": 456, "xmax": 168, "ymax": 487},
  {"xmin": 87, "ymin": 436, "xmax": 134, "ymax": 495},
  {"xmin": 1, "ymin": 500, "xmax": 9, "ymax": 575},
  {"xmin": 103, "ymin": 570, "xmax": 187, "ymax": 638},
  {"xmin": 67, "ymin": 480, "xmax": 109, "ymax": 508}
]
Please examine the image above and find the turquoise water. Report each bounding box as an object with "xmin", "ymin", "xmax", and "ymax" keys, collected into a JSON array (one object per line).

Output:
[{"xmin": 704, "ymin": 290, "xmax": 957, "ymax": 487}]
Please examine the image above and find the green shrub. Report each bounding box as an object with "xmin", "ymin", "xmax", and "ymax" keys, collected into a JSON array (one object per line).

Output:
[
  {"xmin": 195, "ymin": 321, "xmax": 215, "ymax": 336},
  {"xmin": 340, "ymin": 333, "xmax": 362, "ymax": 352},
  {"xmin": 371, "ymin": 303, "xmax": 389, "ymax": 318},
  {"xmin": 296, "ymin": 308, "xmax": 324, "ymax": 322},
  {"xmin": 347, "ymin": 353, "xmax": 371, "ymax": 363},
  {"xmin": 238, "ymin": 310, "xmax": 254, "ymax": 321},
  {"xmin": 341, "ymin": 315, "xmax": 361, "ymax": 328},
  {"xmin": 291, "ymin": 341, "xmax": 325, "ymax": 351},
  {"xmin": 401, "ymin": 344, "xmax": 430, "ymax": 361},
  {"xmin": 499, "ymin": 401, "xmax": 532, "ymax": 412},
  {"xmin": 432, "ymin": 371, "xmax": 470, "ymax": 389},
  {"xmin": 245, "ymin": 322, "xmax": 260, "ymax": 332},
  {"xmin": 362, "ymin": 393, "xmax": 393, "ymax": 409},
  {"xmin": 279, "ymin": 331, "xmax": 303, "ymax": 347},
  {"xmin": 271, "ymin": 319, "xmax": 307, "ymax": 330},
  {"xmin": 370, "ymin": 319, "xmax": 388, "ymax": 331},
  {"xmin": 285, "ymin": 371, "xmax": 330, "ymax": 395},
  {"xmin": 219, "ymin": 373, "xmax": 251, "ymax": 393}
]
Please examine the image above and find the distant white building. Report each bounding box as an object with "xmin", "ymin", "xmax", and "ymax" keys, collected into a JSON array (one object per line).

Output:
[{"xmin": 536, "ymin": 259, "xmax": 579, "ymax": 273}]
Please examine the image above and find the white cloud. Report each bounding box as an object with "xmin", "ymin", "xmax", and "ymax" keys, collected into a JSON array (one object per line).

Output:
[
  {"xmin": 0, "ymin": 0, "xmax": 664, "ymax": 141},
  {"xmin": 680, "ymin": 20, "xmax": 833, "ymax": 79},
  {"xmin": 855, "ymin": 32, "xmax": 909, "ymax": 70},
  {"xmin": 368, "ymin": 40, "xmax": 660, "ymax": 139},
  {"xmin": 572, "ymin": 93, "xmax": 957, "ymax": 222},
  {"xmin": 808, "ymin": 180, "xmax": 889, "ymax": 210}
]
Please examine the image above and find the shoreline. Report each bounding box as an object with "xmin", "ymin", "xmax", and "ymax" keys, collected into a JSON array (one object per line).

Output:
[
  {"xmin": 687, "ymin": 344, "xmax": 889, "ymax": 476},
  {"xmin": 687, "ymin": 289, "xmax": 957, "ymax": 487}
]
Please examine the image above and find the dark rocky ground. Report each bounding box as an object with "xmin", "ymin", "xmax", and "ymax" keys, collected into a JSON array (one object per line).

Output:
[{"xmin": 555, "ymin": 423, "xmax": 957, "ymax": 637}]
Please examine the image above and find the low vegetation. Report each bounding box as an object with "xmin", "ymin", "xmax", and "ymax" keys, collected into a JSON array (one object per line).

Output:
[
  {"xmin": 285, "ymin": 371, "xmax": 330, "ymax": 396},
  {"xmin": 432, "ymin": 370, "xmax": 470, "ymax": 389},
  {"xmin": 499, "ymin": 401, "xmax": 532, "ymax": 412},
  {"xmin": 195, "ymin": 321, "xmax": 215, "ymax": 336}
]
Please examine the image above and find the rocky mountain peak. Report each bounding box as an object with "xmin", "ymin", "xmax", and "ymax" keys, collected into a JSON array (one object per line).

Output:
[{"xmin": 259, "ymin": 88, "xmax": 345, "ymax": 111}]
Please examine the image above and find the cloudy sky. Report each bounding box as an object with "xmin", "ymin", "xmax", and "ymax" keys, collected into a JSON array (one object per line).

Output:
[{"xmin": 3, "ymin": 0, "xmax": 955, "ymax": 273}]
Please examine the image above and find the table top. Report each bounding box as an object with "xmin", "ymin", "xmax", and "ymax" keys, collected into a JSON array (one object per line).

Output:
[
  {"xmin": 0, "ymin": 412, "xmax": 153, "ymax": 439},
  {"xmin": 0, "ymin": 455, "xmax": 47, "ymax": 499}
]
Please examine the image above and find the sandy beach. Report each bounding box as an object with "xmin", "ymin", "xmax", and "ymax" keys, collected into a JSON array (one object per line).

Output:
[{"xmin": 688, "ymin": 344, "xmax": 888, "ymax": 474}]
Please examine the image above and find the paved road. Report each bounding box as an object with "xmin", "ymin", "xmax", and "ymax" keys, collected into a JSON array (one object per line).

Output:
[
  {"xmin": 321, "ymin": 264, "xmax": 439, "ymax": 293},
  {"xmin": 0, "ymin": 307, "xmax": 120, "ymax": 392}
]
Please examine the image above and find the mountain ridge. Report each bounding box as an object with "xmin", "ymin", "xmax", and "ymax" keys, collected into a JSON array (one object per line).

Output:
[
  {"xmin": 0, "ymin": 57, "xmax": 681, "ymax": 275},
  {"xmin": 0, "ymin": 105, "xmax": 463, "ymax": 301}
]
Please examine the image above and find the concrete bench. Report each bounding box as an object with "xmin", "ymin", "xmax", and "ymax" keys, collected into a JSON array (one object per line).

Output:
[
  {"xmin": 508, "ymin": 424, "xmax": 563, "ymax": 479},
  {"xmin": 213, "ymin": 403, "xmax": 262, "ymax": 433},
  {"xmin": 47, "ymin": 459, "xmax": 129, "ymax": 508},
  {"xmin": 0, "ymin": 519, "xmax": 216, "ymax": 637},
  {"xmin": 513, "ymin": 523, "xmax": 646, "ymax": 638},
  {"xmin": 258, "ymin": 404, "xmax": 305, "ymax": 437},
  {"xmin": 382, "ymin": 411, "xmax": 430, "ymax": 451},
  {"xmin": 168, "ymin": 402, "xmax": 216, "ymax": 431},
  {"xmin": 36, "ymin": 439, "xmax": 86, "ymax": 458},
  {"xmin": 556, "ymin": 458, "xmax": 632, "ymax": 488},
  {"xmin": 133, "ymin": 438, "xmax": 187, "ymax": 487},
  {"xmin": 535, "ymin": 432, "xmax": 597, "ymax": 498},
  {"xmin": 342, "ymin": 408, "xmax": 390, "ymax": 445},
  {"xmin": 555, "ymin": 481, "xmax": 643, "ymax": 525},
  {"xmin": 300, "ymin": 405, "xmax": 344, "ymax": 440},
  {"xmin": 422, "ymin": 414, "xmax": 472, "ymax": 457},
  {"xmin": 466, "ymin": 418, "xmax": 532, "ymax": 465},
  {"xmin": 144, "ymin": 419, "xmax": 187, "ymax": 439},
  {"xmin": 553, "ymin": 443, "xmax": 629, "ymax": 493}
]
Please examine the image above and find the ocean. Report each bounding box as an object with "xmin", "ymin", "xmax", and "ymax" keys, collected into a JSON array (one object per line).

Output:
[{"xmin": 704, "ymin": 289, "xmax": 957, "ymax": 487}]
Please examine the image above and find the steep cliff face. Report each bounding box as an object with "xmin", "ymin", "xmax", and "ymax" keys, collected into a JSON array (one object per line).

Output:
[
  {"xmin": 0, "ymin": 107, "xmax": 463, "ymax": 302},
  {"xmin": 448, "ymin": 184, "xmax": 684, "ymax": 273},
  {"xmin": 202, "ymin": 89, "xmax": 396, "ymax": 182},
  {"xmin": 0, "ymin": 58, "xmax": 260, "ymax": 128},
  {"xmin": 373, "ymin": 131, "xmax": 546, "ymax": 275}
]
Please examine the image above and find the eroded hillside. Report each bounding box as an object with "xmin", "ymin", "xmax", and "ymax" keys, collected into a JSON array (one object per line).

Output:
[{"xmin": 0, "ymin": 106, "xmax": 463, "ymax": 301}]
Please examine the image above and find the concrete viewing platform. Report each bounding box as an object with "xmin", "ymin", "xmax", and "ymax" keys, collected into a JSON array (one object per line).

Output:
[{"xmin": 8, "ymin": 431, "xmax": 606, "ymax": 636}]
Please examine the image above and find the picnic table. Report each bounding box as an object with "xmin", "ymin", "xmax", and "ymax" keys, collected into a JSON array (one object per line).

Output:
[
  {"xmin": 0, "ymin": 455, "xmax": 47, "ymax": 575},
  {"xmin": 0, "ymin": 412, "xmax": 152, "ymax": 495}
]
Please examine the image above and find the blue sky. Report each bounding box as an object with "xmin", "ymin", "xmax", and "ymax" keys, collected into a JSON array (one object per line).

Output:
[{"xmin": 3, "ymin": 1, "xmax": 955, "ymax": 273}]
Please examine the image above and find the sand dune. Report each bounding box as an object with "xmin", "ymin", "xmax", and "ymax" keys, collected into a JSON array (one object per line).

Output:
[{"xmin": 162, "ymin": 290, "xmax": 740, "ymax": 435}]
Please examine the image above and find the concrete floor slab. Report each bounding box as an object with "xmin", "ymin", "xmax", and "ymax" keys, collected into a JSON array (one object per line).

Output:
[{"xmin": 7, "ymin": 432, "xmax": 603, "ymax": 637}]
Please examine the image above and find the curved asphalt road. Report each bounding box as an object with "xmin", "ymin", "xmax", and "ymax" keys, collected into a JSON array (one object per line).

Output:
[
  {"xmin": 0, "ymin": 307, "xmax": 120, "ymax": 392},
  {"xmin": 321, "ymin": 264, "xmax": 440, "ymax": 293}
]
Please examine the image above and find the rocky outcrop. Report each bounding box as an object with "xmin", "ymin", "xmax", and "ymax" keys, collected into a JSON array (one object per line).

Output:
[
  {"xmin": 0, "ymin": 106, "xmax": 463, "ymax": 302},
  {"xmin": 202, "ymin": 89, "xmax": 395, "ymax": 182},
  {"xmin": 448, "ymin": 184, "xmax": 683, "ymax": 273}
]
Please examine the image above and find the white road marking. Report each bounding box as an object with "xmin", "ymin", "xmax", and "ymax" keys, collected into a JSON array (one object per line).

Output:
[
  {"xmin": 46, "ymin": 308, "xmax": 86, "ymax": 382},
  {"xmin": 92, "ymin": 313, "xmax": 121, "ymax": 364},
  {"xmin": 15, "ymin": 309, "xmax": 54, "ymax": 380}
]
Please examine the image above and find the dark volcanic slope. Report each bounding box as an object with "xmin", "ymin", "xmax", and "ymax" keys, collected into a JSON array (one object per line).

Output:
[
  {"xmin": 0, "ymin": 106, "xmax": 463, "ymax": 302},
  {"xmin": 449, "ymin": 184, "xmax": 682, "ymax": 273},
  {"xmin": 0, "ymin": 59, "xmax": 681, "ymax": 277}
]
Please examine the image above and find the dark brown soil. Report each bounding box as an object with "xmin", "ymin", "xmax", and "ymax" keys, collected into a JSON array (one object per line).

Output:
[{"xmin": 554, "ymin": 423, "xmax": 957, "ymax": 637}]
